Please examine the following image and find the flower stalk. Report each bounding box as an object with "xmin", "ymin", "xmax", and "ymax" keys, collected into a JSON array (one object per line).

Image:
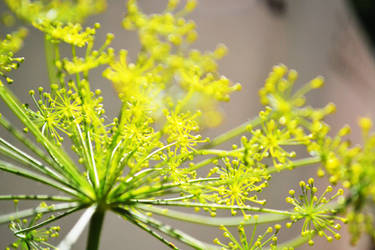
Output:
[{"xmin": 86, "ymin": 207, "xmax": 106, "ymax": 250}]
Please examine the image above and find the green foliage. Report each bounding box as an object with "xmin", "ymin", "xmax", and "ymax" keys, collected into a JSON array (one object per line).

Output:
[{"xmin": 1, "ymin": 0, "xmax": 375, "ymax": 249}]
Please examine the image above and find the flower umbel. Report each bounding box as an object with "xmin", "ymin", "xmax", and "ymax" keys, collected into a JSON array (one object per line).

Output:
[{"xmin": 286, "ymin": 178, "xmax": 346, "ymax": 245}]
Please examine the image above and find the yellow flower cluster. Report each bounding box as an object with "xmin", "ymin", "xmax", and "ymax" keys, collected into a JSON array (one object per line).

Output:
[
  {"xmin": 0, "ymin": 28, "xmax": 27, "ymax": 83},
  {"xmin": 5, "ymin": 0, "xmax": 106, "ymax": 23},
  {"xmin": 209, "ymin": 158, "xmax": 268, "ymax": 209},
  {"xmin": 214, "ymin": 224, "xmax": 282, "ymax": 249},
  {"xmin": 286, "ymin": 179, "xmax": 346, "ymax": 246},
  {"xmin": 104, "ymin": 0, "xmax": 240, "ymax": 128},
  {"xmin": 164, "ymin": 110, "xmax": 205, "ymax": 154},
  {"xmin": 6, "ymin": 202, "xmax": 61, "ymax": 250},
  {"xmin": 61, "ymin": 32, "xmax": 115, "ymax": 76},
  {"xmin": 34, "ymin": 21, "xmax": 98, "ymax": 47}
]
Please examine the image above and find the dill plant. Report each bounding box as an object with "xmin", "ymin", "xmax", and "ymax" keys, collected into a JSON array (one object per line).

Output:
[{"xmin": 0, "ymin": 0, "xmax": 375, "ymax": 249}]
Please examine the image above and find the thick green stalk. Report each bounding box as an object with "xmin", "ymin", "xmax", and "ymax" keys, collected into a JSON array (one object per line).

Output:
[
  {"xmin": 59, "ymin": 206, "xmax": 96, "ymax": 250},
  {"xmin": 86, "ymin": 207, "xmax": 106, "ymax": 250}
]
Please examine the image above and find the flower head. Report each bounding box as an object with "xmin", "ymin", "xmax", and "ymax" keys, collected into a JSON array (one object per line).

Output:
[{"xmin": 286, "ymin": 178, "xmax": 346, "ymax": 244}]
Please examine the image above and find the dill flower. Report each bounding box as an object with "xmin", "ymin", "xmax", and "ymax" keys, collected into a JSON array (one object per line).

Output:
[
  {"xmin": 286, "ymin": 178, "xmax": 346, "ymax": 245},
  {"xmin": 5, "ymin": 0, "xmax": 106, "ymax": 23},
  {"xmin": 214, "ymin": 224, "xmax": 282, "ymax": 249},
  {"xmin": 0, "ymin": 28, "xmax": 27, "ymax": 83}
]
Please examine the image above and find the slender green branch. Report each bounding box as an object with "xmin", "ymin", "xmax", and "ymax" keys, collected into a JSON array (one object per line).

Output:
[
  {"xmin": 160, "ymin": 195, "xmax": 195, "ymax": 201},
  {"xmin": 134, "ymin": 201, "xmax": 292, "ymax": 216},
  {"xmin": 136, "ymin": 204, "xmax": 290, "ymax": 226},
  {"xmin": 71, "ymin": 45, "xmax": 83, "ymax": 92},
  {"xmin": 113, "ymin": 207, "xmax": 219, "ymax": 250},
  {"xmin": 0, "ymin": 194, "xmax": 75, "ymax": 202},
  {"xmin": 0, "ymin": 142, "xmax": 55, "ymax": 177},
  {"xmin": 115, "ymin": 185, "xmax": 180, "ymax": 203},
  {"xmin": 108, "ymin": 168, "xmax": 159, "ymax": 200},
  {"xmin": 267, "ymin": 156, "xmax": 321, "ymax": 174},
  {"xmin": 197, "ymin": 147, "xmax": 244, "ymax": 157},
  {"xmin": 0, "ymin": 85, "xmax": 93, "ymax": 198},
  {"xmin": 274, "ymin": 234, "xmax": 311, "ymax": 250},
  {"xmin": 108, "ymin": 149, "xmax": 137, "ymax": 187},
  {"xmin": 87, "ymin": 130, "xmax": 100, "ymax": 189},
  {"xmin": 53, "ymin": 42, "xmax": 64, "ymax": 88},
  {"xmin": 0, "ymin": 138, "xmax": 75, "ymax": 188},
  {"xmin": 0, "ymin": 115, "xmax": 59, "ymax": 170},
  {"xmin": 201, "ymin": 116, "xmax": 262, "ymax": 149},
  {"xmin": 100, "ymin": 140, "xmax": 124, "ymax": 197},
  {"xmin": 0, "ymin": 160, "xmax": 81, "ymax": 197},
  {"xmin": 58, "ymin": 205, "xmax": 97, "ymax": 250},
  {"xmin": 137, "ymin": 142, "xmax": 177, "ymax": 167},
  {"xmin": 0, "ymin": 202, "xmax": 81, "ymax": 224},
  {"xmin": 188, "ymin": 157, "xmax": 219, "ymax": 171},
  {"xmin": 119, "ymin": 209, "xmax": 178, "ymax": 249},
  {"xmin": 115, "ymin": 177, "xmax": 221, "ymax": 202},
  {"xmin": 44, "ymin": 35, "xmax": 58, "ymax": 85},
  {"xmin": 15, "ymin": 207, "xmax": 81, "ymax": 234},
  {"xmin": 73, "ymin": 123, "xmax": 98, "ymax": 189}
]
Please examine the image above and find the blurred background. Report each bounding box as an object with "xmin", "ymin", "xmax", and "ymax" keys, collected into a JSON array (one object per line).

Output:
[{"xmin": 1, "ymin": 0, "xmax": 375, "ymax": 249}]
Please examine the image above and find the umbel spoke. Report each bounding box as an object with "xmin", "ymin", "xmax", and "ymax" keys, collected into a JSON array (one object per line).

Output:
[{"xmin": 0, "ymin": 202, "xmax": 81, "ymax": 225}]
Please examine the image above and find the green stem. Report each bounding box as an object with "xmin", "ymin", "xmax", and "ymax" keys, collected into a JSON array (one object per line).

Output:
[
  {"xmin": 44, "ymin": 35, "xmax": 58, "ymax": 84},
  {"xmin": 115, "ymin": 177, "xmax": 221, "ymax": 202},
  {"xmin": 15, "ymin": 207, "xmax": 81, "ymax": 234},
  {"xmin": 136, "ymin": 204, "xmax": 290, "ymax": 226},
  {"xmin": 121, "ymin": 210, "xmax": 178, "ymax": 249},
  {"xmin": 201, "ymin": 116, "xmax": 262, "ymax": 149},
  {"xmin": 86, "ymin": 207, "xmax": 106, "ymax": 250},
  {"xmin": 267, "ymin": 156, "xmax": 321, "ymax": 174},
  {"xmin": 188, "ymin": 157, "xmax": 219, "ymax": 171},
  {"xmin": 0, "ymin": 138, "xmax": 73, "ymax": 188},
  {"xmin": 0, "ymin": 115, "xmax": 58, "ymax": 170},
  {"xmin": 274, "ymin": 234, "xmax": 311, "ymax": 249},
  {"xmin": 0, "ymin": 194, "xmax": 74, "ymax": 201},
  {"xmin": 0, "ymin": 202, "xmax": 81, "ymax": 224},
  {"xmin": 134, "ymin": 201, "xmax": 291, "ymax": 216},
  {"xmin": 114, "ymin": 207, "xmax": 218, "ymax": 249},
  {"xmin": 0, "ymin": 160, "xmax": 81, "ymax": 197},
  {"xmin": 0, "ymin": 85, "xmax": 94, "ymax": 198},
  {"xmin": 197, "ymin": 147, "xmax": 244, "ymax": 157},
  {"xmin": 59, "ymin": 205, "xmax": 96, "ymax": 250}
]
